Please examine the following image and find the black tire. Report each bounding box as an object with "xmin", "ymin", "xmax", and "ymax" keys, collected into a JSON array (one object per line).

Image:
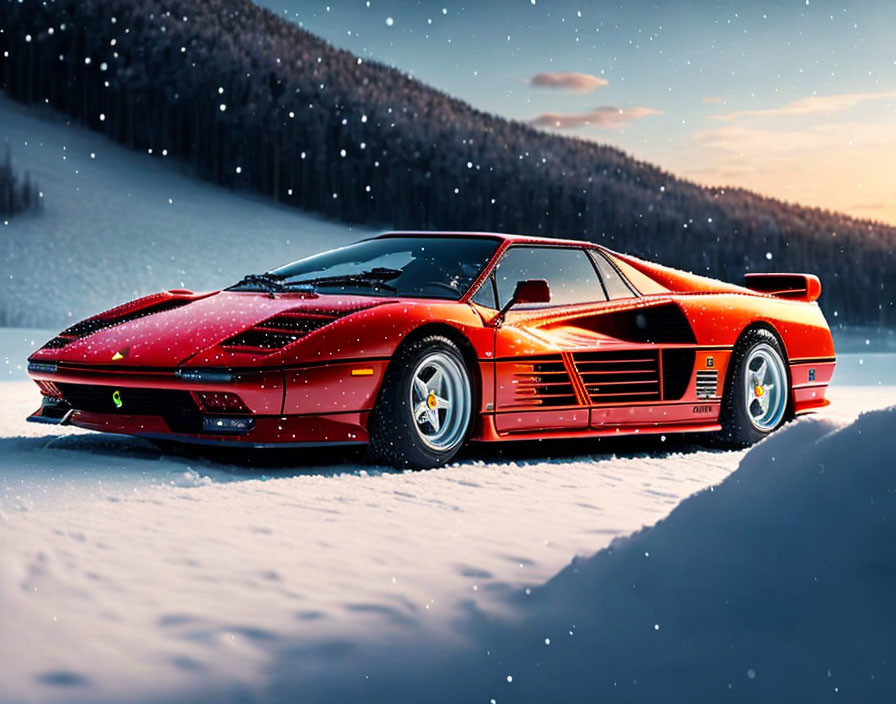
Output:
[
  {"xmin": 366, "ymin": 335, "xmax": 474, "ymax": 469},
  {"xmin": 716, "ymin": 328, "xmax": 790, "ymax": 447}
]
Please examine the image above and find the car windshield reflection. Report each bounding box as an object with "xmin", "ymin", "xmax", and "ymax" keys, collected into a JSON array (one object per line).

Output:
[{"xmin": 228, "ymin": 235, "xmax": 501, "ymax": 299}]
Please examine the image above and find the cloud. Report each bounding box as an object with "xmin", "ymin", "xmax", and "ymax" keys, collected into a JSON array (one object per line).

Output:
[
  {"xmin": 701, "ymin": 96, "xmax": 724, "ymax": 104},
  {"xmin": 695, "ymin": 121, "xmax": 896, "ymax": 154},
  {"xmin": 694, "ymin": 125, "xmax": 820, "ymax": 153},
  {"xmin": 530, "ymin": 106, "xmax": 661, "ymax": 130},
  {"xmin": 530, "ymin": 72, "xmax": 609, "ymax": 93},
  {"xmin": 713, "ymin": 90, "xmax": 896, "ymax": 121}
]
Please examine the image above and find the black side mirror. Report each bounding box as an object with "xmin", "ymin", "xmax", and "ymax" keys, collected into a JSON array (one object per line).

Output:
[
  {"xmin": 489, "ymin": 279, "xmax": 551, "ymax": 327},
  {"xmin": 511, "ymin": 279, "xmax": 551, "ymax": 305}
]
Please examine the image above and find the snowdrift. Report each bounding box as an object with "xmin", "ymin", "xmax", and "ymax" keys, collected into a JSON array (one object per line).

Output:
[{"xmin": 277, "ymin": 408, "xmax": 896, "ymax": 703}]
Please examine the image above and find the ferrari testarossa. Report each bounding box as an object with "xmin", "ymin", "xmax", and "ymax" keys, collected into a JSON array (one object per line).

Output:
[{"xmin": 27, "ymin": 231, "xmax": 835, "ymax": 468}]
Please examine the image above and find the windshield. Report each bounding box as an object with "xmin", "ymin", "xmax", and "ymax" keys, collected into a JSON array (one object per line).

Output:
[{"xmin": 229, "ymin": 236, "xmax": 501, "ymax": 299}]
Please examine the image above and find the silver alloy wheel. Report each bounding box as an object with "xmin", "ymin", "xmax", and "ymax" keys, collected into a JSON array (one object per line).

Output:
[
  {"xmin": 743, "ymin": 342, "xmax": 788, "ymax": 431},
  {"xmin": 409, "ymin": 351, "xmax": 471, "ymax": 452}
]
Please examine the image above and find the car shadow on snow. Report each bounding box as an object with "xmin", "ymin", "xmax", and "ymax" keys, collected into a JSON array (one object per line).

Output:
[
  {"xmin": 12, "ymin": 432, "xmax": 375, "ymax": 480},
  {"xmin": 9, "ymin": 427, "xmax": 733, "ymax": 484},
  {"xmin": 460, "ymin": 432, "xmax": 725, "ymax": 466}
]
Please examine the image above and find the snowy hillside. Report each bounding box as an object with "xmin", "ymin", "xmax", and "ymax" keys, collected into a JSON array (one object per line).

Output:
[
  {"xmin": 1, "ymin": 325, "xmax": 895, "ymax": 703},
  {"xmin": 0, "ymin": 97, "xmax": 374, "ymax": 328}
]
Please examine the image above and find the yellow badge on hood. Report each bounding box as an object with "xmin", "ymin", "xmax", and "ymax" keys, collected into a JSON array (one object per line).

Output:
[{"xmin": 112, "ymin": 346, "xmax": 130, "ymax": 361}]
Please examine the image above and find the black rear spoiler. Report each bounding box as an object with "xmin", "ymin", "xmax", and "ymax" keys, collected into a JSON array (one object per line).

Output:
[{"xmin": 744, "ymin": 273, "xmax": 821, "ymax": 302}]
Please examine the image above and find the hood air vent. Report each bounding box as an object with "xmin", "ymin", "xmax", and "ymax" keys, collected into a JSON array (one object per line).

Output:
[
  {"xmin": 220, "ymin": 311, "xmax": 340, "ymax": 351},
  {"xmin": 41, "ymin": 296, "xmax": 193, "ymax": 350}
]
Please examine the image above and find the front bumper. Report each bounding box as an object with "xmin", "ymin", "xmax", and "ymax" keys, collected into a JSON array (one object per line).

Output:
[
  {"xmin": 26, "ymin": 407, "xmax": 370, "ymax": 447},
  {"xmin": 26, "ymin": 359, "xmax": 387, "ymax": 447}
]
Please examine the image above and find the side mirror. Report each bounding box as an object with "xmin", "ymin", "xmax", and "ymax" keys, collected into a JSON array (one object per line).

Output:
[
  {"xmin": 511, "ymin": 279, "xmax": 551, "ymax": 305},
  {"xmin": 489, "ymin": 279, "xmax": 551, "ymax": 327}
]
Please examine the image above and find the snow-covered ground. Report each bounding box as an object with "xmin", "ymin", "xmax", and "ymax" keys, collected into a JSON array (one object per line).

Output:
[
  {"xmin": 0, "ymin": 96, "xmax": 373, "ymax": 328},
  {"xmin": 1, "ymin": 324, "xmax": 894, "ymax": 703}
]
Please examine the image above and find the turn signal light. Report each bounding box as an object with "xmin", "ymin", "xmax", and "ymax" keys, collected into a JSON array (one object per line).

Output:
[{"xmin": 194, "ymin": 391, "xmax": 249, "ymax": 414}]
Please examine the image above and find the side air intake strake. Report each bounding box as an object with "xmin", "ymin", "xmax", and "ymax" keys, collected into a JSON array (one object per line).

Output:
[
  {"xmin": 573, "ymin": 350, "xmax": 662, "ymax": 404},
  {"xmin": 512, "ymin": 356, "xmax": 578, "ymax": 407},
  {"xmin": 41, "ymin": 295, "xmax": 194, "ymax": 350},
  {"xmin": 509, "ymin": 348, "xmax": 703, "ymax": 407},
  {"xmin": 220, "ymin": 311, "xmax": 340, "ymax": 351}
]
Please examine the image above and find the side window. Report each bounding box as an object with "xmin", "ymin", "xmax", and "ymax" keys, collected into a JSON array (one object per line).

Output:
[
  {"xmin": 494, "ymin": 247, "xmax": 607, "ymax": 307},
  {"xmin": 591, "ymin": 251, "xmax": 637, "ymax": 299},
  {"xmin": 471, "ymin": 275, "xmax": 498, "ymax": 309}
]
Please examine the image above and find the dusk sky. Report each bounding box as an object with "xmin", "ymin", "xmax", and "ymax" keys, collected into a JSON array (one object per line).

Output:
[{"xmin": 255, "ymin": 0, "xmax": 896, "ymax": 225}]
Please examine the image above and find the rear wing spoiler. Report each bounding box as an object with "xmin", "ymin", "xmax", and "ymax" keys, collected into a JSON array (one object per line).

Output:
[{"xmin": 744, "ymin": 273, "xmax": 821, "ymax": 302}]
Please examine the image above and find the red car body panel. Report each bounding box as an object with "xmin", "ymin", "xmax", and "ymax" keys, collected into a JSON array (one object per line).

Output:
[{"xmin": 26, "ymin": 231, "xmax": 836, "ymax": 450}]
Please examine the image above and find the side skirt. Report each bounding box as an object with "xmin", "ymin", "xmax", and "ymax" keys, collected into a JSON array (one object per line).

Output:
[{"xmin": 474, "ymin": 416, "xmax": 722, "ymax": 442}]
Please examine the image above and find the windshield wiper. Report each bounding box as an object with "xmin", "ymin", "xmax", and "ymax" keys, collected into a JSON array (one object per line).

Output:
[
  {"xmin": 227, "ymin": 273, "xmax": 288, "ymax": 295},
  {"xmin": 286, "ymin": 267, "xmax": 403, "ymax": 293}
]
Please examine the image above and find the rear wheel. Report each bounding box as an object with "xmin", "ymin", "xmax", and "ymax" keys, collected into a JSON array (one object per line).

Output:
[
  {"xmin": 366, "ymin": 335, "xmax": 473, "ymax": 469},
  {"xmin": 717, "ymin": 328, "xmax": 790, "ymax": 446}
]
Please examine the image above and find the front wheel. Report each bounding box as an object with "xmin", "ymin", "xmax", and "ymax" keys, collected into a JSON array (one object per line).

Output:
[
  {"xmin": 717, "ymin": 328, "xmax": 790, "ymax": 446},
  {"xmin": 366, "ymin": 335, "xmax": 473, "ymax": 469}
]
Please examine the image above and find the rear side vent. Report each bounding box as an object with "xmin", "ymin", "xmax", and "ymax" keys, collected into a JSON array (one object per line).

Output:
[
  {"xmin": 696, "ymin": 370, "xmax": 719, "ymax": 399},
  {"xmin": 220, "ymin": 311, "xmax": 338, "ymax": 351},
  {"xmin": 633, "ymin": 304, "xmax": 698, "ymax": 344},
  {"xmin": 512, "ymin": 356, "xmax": 578, "ymax": 407},
  {"xmin": 572, "ymin": 303, "xmax": 697, "ymax": 345},
  {"xmin": 573, "ymin": 350, "xmax": 661, "ymax": 403}
]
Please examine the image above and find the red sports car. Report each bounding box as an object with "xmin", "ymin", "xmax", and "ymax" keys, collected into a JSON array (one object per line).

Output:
[{"xmin": 27, "ymin": 232, "xmax": 835, "ymax": 468}]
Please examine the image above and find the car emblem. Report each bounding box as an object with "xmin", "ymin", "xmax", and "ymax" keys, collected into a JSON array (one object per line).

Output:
[
  {"xmin": 112, "ymin": 390, "xmax": 123, "ymax": 409},
  {"xmin": 112, "ymin": 346, "xmax": 130, "ymax": 361}
]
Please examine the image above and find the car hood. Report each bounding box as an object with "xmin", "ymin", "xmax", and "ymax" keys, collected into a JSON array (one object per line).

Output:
[{"xmin": 30, "ymin": 291, "xmax": 387, "ymax": 368}]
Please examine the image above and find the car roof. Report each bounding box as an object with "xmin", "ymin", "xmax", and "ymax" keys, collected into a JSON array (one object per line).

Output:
[{"xmin": 375, "ymin": 230, "xmax": 599, "ymax": 250}]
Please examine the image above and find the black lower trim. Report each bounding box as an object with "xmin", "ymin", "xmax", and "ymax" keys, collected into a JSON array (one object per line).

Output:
[
  {"xmin": 136, "ymin": 433, "xmax": 366, "ymax": 449},
  {"xmin": 789, "ymin": 356, "xmax": 836, "ymax": 365}
]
